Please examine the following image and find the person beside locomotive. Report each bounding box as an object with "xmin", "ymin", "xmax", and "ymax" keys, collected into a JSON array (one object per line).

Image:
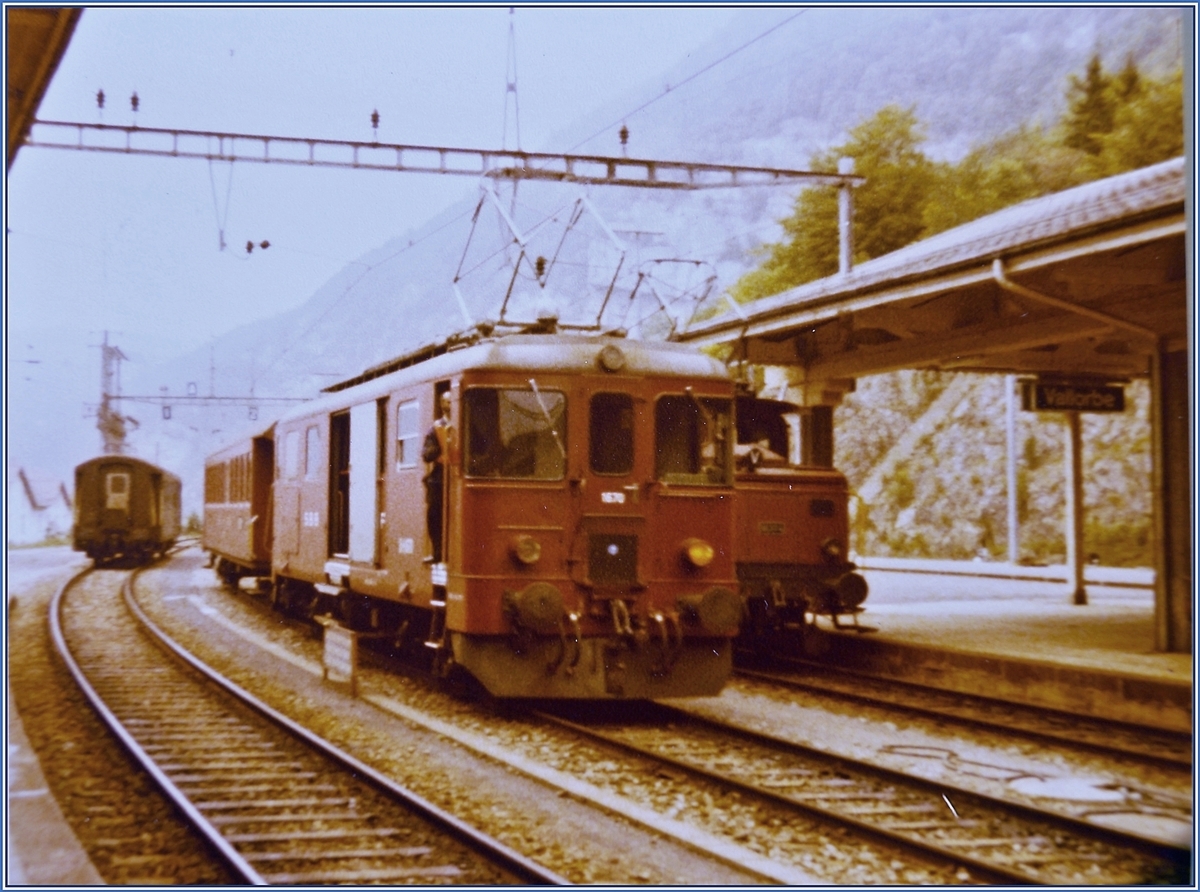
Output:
[{"xmin": 422, "ymin": 391, "xmax": 454, "ymax": 563}]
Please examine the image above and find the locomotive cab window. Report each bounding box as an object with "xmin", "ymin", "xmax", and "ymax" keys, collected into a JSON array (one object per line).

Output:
[
  {"xmin": 590, "ymin": 392, "xmax": 633, "ymax": 475},
  {"xmin": 464, "ymin": 386, "xmax": 565, "ymax": 480},
  {"xmin": 655, "ymin": 394, "xmax": 732, "ymax": 485},
  {"xmin": 734, "ymin": 396, "xmax": 805, "ymax": 470}
]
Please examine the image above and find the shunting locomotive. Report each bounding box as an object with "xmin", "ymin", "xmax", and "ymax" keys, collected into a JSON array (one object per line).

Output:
[
  {"xmin": 208, "ymin": 330, "xmax": 742, "ymax": 699},
  {"xmin": 73, "ymin": 455, "xmax": 181, "ymax": 566},
  {"xmin": 732, "ymin": 393, "xmax": 868, "ymax": 649}
]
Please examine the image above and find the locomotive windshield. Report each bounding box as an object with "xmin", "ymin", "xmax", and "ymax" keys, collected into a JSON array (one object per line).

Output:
[
  {"xmin": 590, "ymin": 392, "xmax": 634, "ymax": 475},
  {"xmin": 734, "ymin": 396, "xmax": 805, "ymax": 470},
  {"xmin": 655, "ymin": 394, "xmax": 732, "ymax": 485},
  {"xmin": 464, "ymin": 387, "xmax": 566, "ymax": 480}
]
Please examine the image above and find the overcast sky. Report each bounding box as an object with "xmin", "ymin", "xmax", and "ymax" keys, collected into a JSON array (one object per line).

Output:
[
  {"xmin": 5, "ymin": 6, "xmax": 759, "ymax": 477},
  {"xmin": 7, "ymin": 7, "xmax": 742, "ymax": 354}
]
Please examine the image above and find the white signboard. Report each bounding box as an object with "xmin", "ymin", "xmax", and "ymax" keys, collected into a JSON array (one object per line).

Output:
[{"xmin": 322, "ymin": 621, "xmax": 358, "ymax": 695}]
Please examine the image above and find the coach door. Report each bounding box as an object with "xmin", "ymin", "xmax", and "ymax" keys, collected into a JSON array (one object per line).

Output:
[{"xmin": 346, "ymin": 399, "xmax": 387, "ymax": 565}]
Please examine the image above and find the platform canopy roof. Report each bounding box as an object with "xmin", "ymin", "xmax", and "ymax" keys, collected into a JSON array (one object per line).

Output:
[
  {"xmin": 7, "ymin": 6, "xmax": 80, "ymax": 172},
  {"xmin": 679, "ymin": 157, "xmax": 1189, "ymax": 386}
]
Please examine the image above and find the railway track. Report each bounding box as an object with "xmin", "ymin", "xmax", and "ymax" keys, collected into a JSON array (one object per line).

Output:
[
  {"xmin": 538, "ymin": 702, "xmax": 1191, "ymax": 885},
  {"xmin": 51, "ymin": 565, "xmax": 566, "ymax": 886},
  {"xmin": 736, "ymin": 658, "xmax": 1193, "ymax": 772}
]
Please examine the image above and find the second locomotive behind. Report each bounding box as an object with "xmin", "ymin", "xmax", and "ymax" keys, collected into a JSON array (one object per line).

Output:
[
  {"xmin": 733, "ymin": 393, "xmax": 868, "ymax": 650},
  {"xmin": 206, "ymin": 334, "xmax": 743, "ymax": 699}
]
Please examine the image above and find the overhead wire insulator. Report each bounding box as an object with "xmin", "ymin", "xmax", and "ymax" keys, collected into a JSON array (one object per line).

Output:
[
  {"xmin": 130, "ymin": 91, "xmax": 139, "ymax": 112},
  {"xmin": 95, "ymin": 88, "xmax": 105, "ymax": 109}
]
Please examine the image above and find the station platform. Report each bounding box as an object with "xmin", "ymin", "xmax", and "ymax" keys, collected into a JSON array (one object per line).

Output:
[
  {"xmin": 6, "ymin": 682, "xmax": 104, "ymax": 885},
  {"xmin": 806, "ymin": 559, "xmax": 1192, "ymax": 733}
]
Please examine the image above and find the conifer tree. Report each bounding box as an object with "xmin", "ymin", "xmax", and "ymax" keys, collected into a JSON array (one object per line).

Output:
[{"xmin": 1063, "ymin": 53, "xmax": 1115, "ymax": 155}]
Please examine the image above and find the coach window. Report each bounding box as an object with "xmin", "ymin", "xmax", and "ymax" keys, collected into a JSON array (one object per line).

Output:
[
  {"xmin": 305, "ymin": 426, "xmax": 321, "ymax": 480},
  {"xmin": 396, "ymin": 399, "xmax": 419, "ymax": 469},
  {"xmin": 655, "ymin": 394, "xmax": 732, "ymax": 485},
  {"xmin": 205, "ymin": 464, "xmax": 226, "ymax": 503},
  {"xmin": 464, "ymin": 387, "xmax": 565, "ymax": 480},
  {"xmin": 590, "ymin": 392, "xmax": 633, "ymax": 475},
  {"xmin": 106, "ymin": 472, "xmax": 130, "ymax": 510},
  {"xmin": 284, "ymin": 430, "xmax": 301, "ymax": 479}
]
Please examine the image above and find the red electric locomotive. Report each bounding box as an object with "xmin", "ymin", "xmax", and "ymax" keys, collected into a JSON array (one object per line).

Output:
[
  {"xmin": 218, "ymin": 332, "xmax": 742, "ymax": 699},
  {"xmin": 733, "ymin": 393, "xmax": 868, "ymax": 650}
]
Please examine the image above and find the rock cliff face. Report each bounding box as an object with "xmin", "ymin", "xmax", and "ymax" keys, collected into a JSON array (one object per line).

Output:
[
  {"xmin": 838, "ymin": 374, "xmax": 1153, "ymax": 567},
  {"xmin": 118, "ymin": 7, "xmax": 1177, "ymax": 533}
]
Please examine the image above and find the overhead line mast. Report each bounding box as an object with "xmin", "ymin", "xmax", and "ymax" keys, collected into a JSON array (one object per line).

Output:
[{"xmin": 26, "ymin": 119, "xmax": 863, "ymax": 191}]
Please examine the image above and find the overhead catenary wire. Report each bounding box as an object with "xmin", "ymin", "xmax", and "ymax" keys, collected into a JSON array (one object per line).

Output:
[
  {"xmin": 256, "ymin": 205, "xmax": 478, "ymax": 378},
  {"xmin": 170, "ymin": 12, "xmax": 811, "ymax": 381},
  {"xmin": 565, "ymin": 9, "xmax": 807, "ymax": 154}
]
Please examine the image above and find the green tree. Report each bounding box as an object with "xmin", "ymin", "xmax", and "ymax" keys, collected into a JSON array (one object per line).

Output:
[
  {"xmin": 923, "ymin": 126, "xmax": 1085, "ymax": 235},
  {"xmin": 733, "ymin": 105, "xmax": 939, "ymax": 301},
  {"xmin": 1062, "ymin": 53, "xmax": 1115, "ymax": 155},
  {"xmin": 733, "ymin": 56, "xmax": 1182, "ymax": 306},
  {"xmin": 1111, "ymin": 54, "xmax": 1142, "ymax": 103},
  {"xmin": 1092, "ymin": 67, "xmax": 1184, "ymax": 175}
]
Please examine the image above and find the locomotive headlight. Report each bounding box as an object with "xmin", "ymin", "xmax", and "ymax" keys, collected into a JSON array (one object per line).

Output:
[
  {"xmin": 820, "ymin": 537, "xmax": 844, "ymax": 562},
  {"xmin": 682, "ymin": 538, "xmax": 715, "ymax": 568},
  {"xmin": 511, "ymin": 534, "xmax": 542, "ymax": 566}
]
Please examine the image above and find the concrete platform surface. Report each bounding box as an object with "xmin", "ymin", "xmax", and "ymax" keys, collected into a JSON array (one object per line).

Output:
[
  {"xmin": 7, "ymin": 682, "xmax": 104, "ymax": 885},
  {"xmin": 807, "ymin": 563, "xmax": 1192, "ymax": 732}
]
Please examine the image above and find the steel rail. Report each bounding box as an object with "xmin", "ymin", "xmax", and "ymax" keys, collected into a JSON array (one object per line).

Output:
[
  {"xmin": 28, "ymin": 118, "xmax": 863, "ymax": 191},
  {"xmin": 49, "ymin": 566, "xmax": 267, "ymax": 884},
  {"xmin": 536, "ymin": 703, "xmax": 1189, "ymax": 885},
  {"xmin": 121, "ymin": 567, "xmax": 570, "ymax": 885},
  {"xmin": 735, "ymin": 660, "xmax": 1193, "ymax": 772},
  {"xmin": 53, "ymin": 561, "xmax": 569, "ymax": 886},
  {"xmin": 655, "ymin": 702, "xmax": 1191, "ymax": 859}
]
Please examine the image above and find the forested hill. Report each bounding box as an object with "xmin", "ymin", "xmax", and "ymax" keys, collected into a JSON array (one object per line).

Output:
[
  {"xmin": 125, "ymin": 6, "xmax": 1182, "ymax": 516},
  {"xmin": 560, "ymin": 6, "xmax": 1183, "ymax": 165}
]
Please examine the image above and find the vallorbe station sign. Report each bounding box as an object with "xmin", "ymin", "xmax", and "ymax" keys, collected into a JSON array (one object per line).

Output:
[{"xmin": 1021, "ymin": 379, "xmax": 1126, "ymax": 413}]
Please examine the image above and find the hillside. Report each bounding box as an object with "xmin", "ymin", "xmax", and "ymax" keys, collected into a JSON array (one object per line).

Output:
[{"xmin": 103, "ymin": 6, "xmax": 1182, "ymax": 530}]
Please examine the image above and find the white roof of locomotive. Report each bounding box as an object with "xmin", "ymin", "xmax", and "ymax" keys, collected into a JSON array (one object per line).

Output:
[{"xmin": 274, "ymin": 335, "xmax": 730, "ymax": 427}]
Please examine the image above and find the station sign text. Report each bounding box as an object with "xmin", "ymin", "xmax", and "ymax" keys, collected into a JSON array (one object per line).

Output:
[{"xmin": 1021, "ymin": 381, "xmax": 1125, "ymax": 413}]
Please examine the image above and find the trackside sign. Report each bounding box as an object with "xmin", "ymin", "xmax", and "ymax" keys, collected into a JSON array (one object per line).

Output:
[{"xmin": 1021, "ymin": 381, "xmax": 1125, "ymax": 413}]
